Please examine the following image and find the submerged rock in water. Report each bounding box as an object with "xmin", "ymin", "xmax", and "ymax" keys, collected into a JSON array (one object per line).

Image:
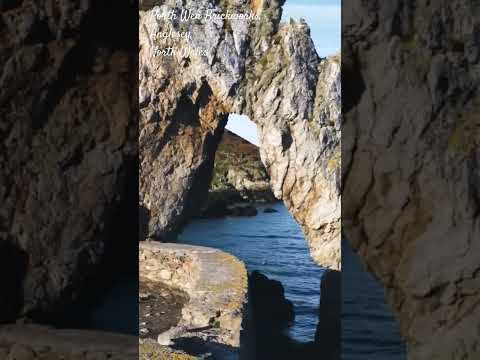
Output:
[
  {"xmin": 228, "ymin": 205, "xmax": 258, "ymax": 217},
  {"xmin": 197, "ymin": 199, "xmax": 231, "ymax": 219},
  {"xmin": 198, "ymin": 201, "xmax": 259, "ymax": 218}
]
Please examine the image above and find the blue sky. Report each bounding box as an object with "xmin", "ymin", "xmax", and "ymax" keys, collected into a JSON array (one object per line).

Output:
[{"xmin": 226, "ymin": 0, "xmax": 340, "ymax": 144}]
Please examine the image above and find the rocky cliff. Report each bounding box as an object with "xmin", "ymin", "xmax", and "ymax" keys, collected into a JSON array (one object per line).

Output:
[
  {"xmin": 210, "ymin": 130, "xmax": 274, "ymax": 203},
  {"xmin": 0, "ymin": 1, "xmax": 138, "ymax": 322},
  {"xmin": 343, "ymin": 1, "xmax": 480, "ymax": 359},
  {"xmin": 139, "ymin": 0, "xmax": 341, "ymax": 269}
]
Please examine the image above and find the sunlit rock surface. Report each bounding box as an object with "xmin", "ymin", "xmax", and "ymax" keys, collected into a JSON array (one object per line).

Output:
[{"xmin": 140, "ymin": 242, "xmax": 247, "ymax": 357}]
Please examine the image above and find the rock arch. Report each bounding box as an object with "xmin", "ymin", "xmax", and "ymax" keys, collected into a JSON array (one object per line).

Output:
[{"xmin": 139, "ymin": 0, "xmax": 341, "ymax": 269}]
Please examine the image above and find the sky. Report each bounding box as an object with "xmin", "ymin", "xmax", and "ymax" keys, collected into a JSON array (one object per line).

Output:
[{"xmin": 226, "ymin": 0, "xmax": 340, "ymax": 144}]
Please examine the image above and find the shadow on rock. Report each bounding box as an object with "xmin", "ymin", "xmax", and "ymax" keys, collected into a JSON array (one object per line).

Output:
[
  {"xmin": 172, "ymin": 336, "xmax": 239, "ymax": 360},
  {"xmin": 249, "ymin": 270, "xmax": 294, "ymax": 331},
  {"xmin": 139, "ymin": 204, "xmax": 151, "ymax": 241},
  {"xmin": 316, "ymin": 269, "xmax": 341, "ymax": 359},
  {"xmin": 0, "ymin": 241, "xmax": 28, "ymax": 322},
  {"xmin": 248, "ymin": 270, "xmax": 326, "ymax": 359}
]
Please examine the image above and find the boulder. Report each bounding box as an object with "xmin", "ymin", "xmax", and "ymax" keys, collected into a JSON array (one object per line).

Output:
[
  {"xmin": 263, "ymin": 208, "xmax": 279, "ymax": 214},
  {"xmin": 228, "ymin": 205, "xmax": 258, "ymax": 217}
]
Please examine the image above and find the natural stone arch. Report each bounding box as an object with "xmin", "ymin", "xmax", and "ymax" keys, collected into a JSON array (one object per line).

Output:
[{"xmin": 139, "ymin": 0, "xmax": 341, "ymax": 269}]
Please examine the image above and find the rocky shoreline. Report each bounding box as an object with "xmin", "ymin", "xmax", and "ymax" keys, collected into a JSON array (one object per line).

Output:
[
  {"xmin": 139, "ymin": 243, "xmax": 248, "ymax": 358},
  {"xmin": 199, "ymin": 197, "xmax": 280, "ymax": 219},
  {"xmin": 138, "ymin": 241, "xmax": 334, "ymax": 359}
]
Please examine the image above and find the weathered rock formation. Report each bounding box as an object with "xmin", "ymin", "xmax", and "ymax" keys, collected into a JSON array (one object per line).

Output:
[
  {"xmin": 0, "ymin": 1, "xmax": 138, "ymax": 322},
  {"xmin": 140, "ymin": 341, "xmax": 198, "ymax": 360},
  {"xmin": 343, "ymin": 1, "xmax": 480, "ymax": 359},
  {"xmin": 139, "ymin": 243, "xmax": 247, "ymax": 357},
  {"xmin": 139, "ymin": 0, "xmax": 341, "ymax": 269}
]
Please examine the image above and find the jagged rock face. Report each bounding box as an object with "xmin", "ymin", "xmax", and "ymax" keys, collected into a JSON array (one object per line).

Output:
[
  {"xmin": 139, "ymin": 0, "xmax": 341, "ymax": 269},
  {"xmin": 343, "ymin": 1, "xmax": 480, "ymax": 359},
  {"xmin": 244, "ymin": 26, "xmax": 341, "ymax": 269},
  {"xmin": 139, "ymin": 2, "xmax": 231, "ymax": 240},
  {"xmin": 0, "ymin": 1, "xmax": 137, "ymax": 321}
]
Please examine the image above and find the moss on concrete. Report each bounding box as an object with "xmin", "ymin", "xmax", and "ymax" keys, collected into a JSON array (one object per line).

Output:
[{"xmin": 195, "ymin": 250, "xmax": 248, "ymax": 313}]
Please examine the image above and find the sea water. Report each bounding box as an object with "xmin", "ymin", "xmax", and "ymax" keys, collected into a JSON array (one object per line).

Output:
[
  {"xmin": 67, "ymin": 201, "xmax": 405, "ymax": 358},
  {"xmin": 179, "ymin": 202, "xmax": 322, "ymax": 342},
  {"xmin": 342, "ymin": 240, "xmax": 406, "ymax": 359},
  {"xmin": 179, "ymin": 202, "xmax": 405, "ymax": 359}
]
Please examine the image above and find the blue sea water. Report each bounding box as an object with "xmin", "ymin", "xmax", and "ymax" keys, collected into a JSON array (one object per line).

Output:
[
  {"xmin": 342, "ymin": 240, "xmax": 406, "ymax": 359},
  {"xmin": 69, "ymin": 200, "xmax": 405, "ymax": 359},
  {"xmin": 179, "ymin": 202, "xmax": 323, "ymax": 342},
  {"xmin": 179, "ymin": 202, "xmax": 406, "ymax": 359}
]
